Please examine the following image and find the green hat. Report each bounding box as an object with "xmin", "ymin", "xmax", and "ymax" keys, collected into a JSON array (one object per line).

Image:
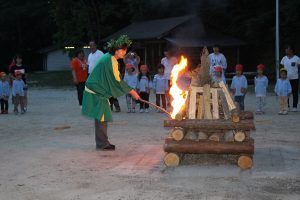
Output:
[{"xmin": 107, "ymin": 35, "xmax": 132, "ymax": 51}]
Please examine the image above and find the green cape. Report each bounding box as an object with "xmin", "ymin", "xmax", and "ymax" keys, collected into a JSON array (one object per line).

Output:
[{"xmin": 82, "ymin": 53, "xmax": 131, "ymax": 121}]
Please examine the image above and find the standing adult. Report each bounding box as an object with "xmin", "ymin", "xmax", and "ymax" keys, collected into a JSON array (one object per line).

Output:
[
  {"xmin": 82, "ymin": 35, "xmax": 140, "ymax": 150},
  {"xmin": 208, "ymin": 44, "xmax": 227, "ymax": 82},
  {"xmin": 161, "ymin": 49, "xmax": 178, "ymax": 106},
  {"xmin": 70, "ymin": 49, "xmax": 88, "ymax": 107},
  {"xmin": 280, "ymin": 45, "xmax": 300, "ymax": 111},
  {"xmin": 87, "ymin": 41, "xmax": 120, "ymax": 111},
  {"xmin": 7, "ymin": 57, "xmax": 16, "ymax": 86},
  {"xmin": 87, "ymin": 40, "xmax": 104, "ymax": 75},
  {"xmin": 9, "ymin": 54, "xmax": 28, "ymax": 111}
]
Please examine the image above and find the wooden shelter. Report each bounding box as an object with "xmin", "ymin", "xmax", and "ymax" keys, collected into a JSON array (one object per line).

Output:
[{"xmin": 103, "ymin": 16, "xmax": 245, "ymax": 70}]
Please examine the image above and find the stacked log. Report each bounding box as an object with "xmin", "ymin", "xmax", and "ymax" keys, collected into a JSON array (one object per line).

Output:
[
  {"xmin": 164, "ymin": 119, "xmax": 255, "ymax": 131},
  {"xmin": 164, "ymin": 153, "xmax": 182, "ymax": 167},
  {"xmin": 163, "ymin": 47, "xmax": 255, "ymax": 169},
  {"xmin": 164, "ymin": 139, "xmax": 254, "ymax": 154},
  {"xmin": 170, "ymin": 127, "xmax": 185, "ymax": 141},
  {"xmin": 164, "ymin": 117, "xmax": 255, "ymax": 169}
]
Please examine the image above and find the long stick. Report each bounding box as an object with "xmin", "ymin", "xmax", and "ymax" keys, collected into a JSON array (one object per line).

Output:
[{"xmin": 139, "ymin": 98, "xmax": 171, "ymax": 117}]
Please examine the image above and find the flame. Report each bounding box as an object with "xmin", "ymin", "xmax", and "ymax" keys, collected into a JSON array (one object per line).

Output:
[{"xmin": 169, "ymin": 56, "xmax": 189, "ymax": 119}]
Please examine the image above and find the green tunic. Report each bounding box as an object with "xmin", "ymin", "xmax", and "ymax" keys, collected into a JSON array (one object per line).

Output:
[{"xmin": 82, "ymin": 53, "xmax": 131, "ymax": 121}]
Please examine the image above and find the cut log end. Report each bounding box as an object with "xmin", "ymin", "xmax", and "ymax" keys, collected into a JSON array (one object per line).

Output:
[
  {"xmin": 224, "ymin": 131, "xmax": 234, "ymax": 142},
  {"xmin": 234, "ymin": 131, "xmax": 246, "ymax": 142},
  {"xmin": 232, "ymin": 115, "xmax": 240, "ymax": 123},
  {"xmin": 209, "ymin": 133, "xmax": 223, "ymax": 142},
  {"xmin": 238, "ymin": 155, "xmax": 253, "ymax": 169},
  {"xmin": 198, "ymin": 131, "xmax": 208, "ymax": 140},
  {"xmin": 175, "ymin": 113, "xmax": 184, "ymax": 121},
  {"xmin": 185, "ymin": 131, "xmax": 199, "ymax": 141},
  {"xmin": 164, "ymin": 153, "xmax": 181, "ymax": 167},
  {"xmin": 171, "ymin": 128, "xmax": 185, "ymax": 141}
]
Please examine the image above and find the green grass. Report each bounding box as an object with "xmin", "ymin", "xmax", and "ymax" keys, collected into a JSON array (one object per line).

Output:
[{"xmin": 27, "ymin": 71, "xmax": 73, "ymax": 88}]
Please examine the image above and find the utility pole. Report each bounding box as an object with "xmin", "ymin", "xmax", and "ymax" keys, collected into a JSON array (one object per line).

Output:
[{"xmin": 275, "ymin": 0, "xmax": 280, "ymax": 79}]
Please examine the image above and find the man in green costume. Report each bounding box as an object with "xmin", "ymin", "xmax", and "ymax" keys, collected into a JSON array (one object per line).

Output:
[{"xmin": 82, "ymin": 35, "xmax": 140, "ymax": 150}]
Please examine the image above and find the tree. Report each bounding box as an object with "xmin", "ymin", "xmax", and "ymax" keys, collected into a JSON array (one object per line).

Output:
[
  {"xmin": 0, "ymin": 0, "xmax": 55, "ymax": 71},
  {"xmin": 50, "ymin": 0, "xmax": 132, "ymax": 47}
]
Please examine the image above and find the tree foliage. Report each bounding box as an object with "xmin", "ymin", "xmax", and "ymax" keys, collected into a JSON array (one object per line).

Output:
[
  {"xmin": 0, "ymin": 0, "xmax": 299, "ymax": 72},
  {"xmin": 0, "ymin": 0, "xmax": 54, "ymax": 69},
  {"xmin": 49, "ymin": 0, "xmax": 132, "ymax": 46}
]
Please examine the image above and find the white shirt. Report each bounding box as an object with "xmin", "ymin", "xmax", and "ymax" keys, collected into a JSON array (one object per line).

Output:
[
  {"xmin": 137, "ymin": 76, "xmax": 152, "ymax": 92},
  {"xmin": 161, "ymin": 57, "xmax": 177, "ymax": 80},
  {"xmin": 280, "ymin": 55, "xmax": 300, "ymax": 80},
  {"xmin": 254, "ymin": 75, "xmax": 268, "ymax": 97},
  {"xmin": 153, "ymin": 74, "xmax": 168, "ymax": 94},
  {"xmin": 274, "ymin": 78, "xmax": 292, "ymax": 96},
  {"xmin": 123, "ymin": 74, "xmax": 138, "ymax": 89},
  {"xmin": 88, "ymin": 49, "xmax": 104, "ymax": 74},
  {"xmin": 231, "ymin": 75, "xmax": 248, "ymax": 96},
  {"xmin": 209, "ymin": 53, "xmax": 227, "ymax": 80}
]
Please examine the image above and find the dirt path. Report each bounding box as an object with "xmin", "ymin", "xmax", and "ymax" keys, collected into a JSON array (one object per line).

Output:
[{"xmin": 0, "ymin": 88, "xmax": 299, "ymax": 200}]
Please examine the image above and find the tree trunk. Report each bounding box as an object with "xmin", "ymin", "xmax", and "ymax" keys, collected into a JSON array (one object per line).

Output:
[
  {"xmin": 164, "ymin": 119, "xmax": 256, "ymax": 131},
  {"xmin": 239, "ymin": 111, "xmax": 254, "ymax": 120},
  {"xmin": 164, "ymin": 139, "xmax": 254, "ymax": 154}
]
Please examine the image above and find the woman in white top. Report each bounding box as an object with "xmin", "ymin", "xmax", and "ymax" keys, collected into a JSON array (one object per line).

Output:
[
  {"xmin": 280, "ymin": 45, "xmax": 300, "ymax": 111},
  {"xmin": 161, "ymin": 49, "xmax": 178, "ymax": 106},
  {"xmin": 209, "ymin": 44, "xmax": 227, "ymax": 82}
]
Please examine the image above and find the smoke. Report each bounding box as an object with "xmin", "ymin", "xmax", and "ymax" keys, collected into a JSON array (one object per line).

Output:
[{"xmin": 145, "ymin": 0, "xmax": 229, "ymax": 16}]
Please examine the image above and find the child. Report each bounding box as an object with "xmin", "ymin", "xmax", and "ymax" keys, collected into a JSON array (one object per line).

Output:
[
  {"xmin": 230, "ymin": 64, "xmax": 248, "ymax": 111},
  {"xmin": 212, "ymin": 65, "xmax": 226, "ymax": 84},
  {"xmin": 137, "ymin": 64, "xmax": 151, "ymax": 113},
  {"xmin": 0, "ymin": 72, "xmax": 10, "ymax": 114},
  {"xmin": 254, "ymin": 64, "xmax": 268, "ymax": 114},
  {"xmin": 274, "ymin": 68, "xmax": 292, "ymax": 115},
  {"xmin": 123, "ymin": 63, "xmax": 138, "ymax": 113},
  {"xmin": 12, "ymin": 71, "xmax": 25, "ymax": 114},
  {"xmin": 153, "ymin": 64, "xmax": 168, "ymax": 111}
]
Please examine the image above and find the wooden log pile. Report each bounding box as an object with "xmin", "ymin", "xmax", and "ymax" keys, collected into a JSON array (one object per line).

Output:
[{"xmin": 163, "ymin": 49, "xmax": 255, "ymax": 169}]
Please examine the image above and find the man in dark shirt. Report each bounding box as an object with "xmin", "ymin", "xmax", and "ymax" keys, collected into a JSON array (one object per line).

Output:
[{"xmin": 10, "ymin": 55, "xmax": 27, "ymax": 84}]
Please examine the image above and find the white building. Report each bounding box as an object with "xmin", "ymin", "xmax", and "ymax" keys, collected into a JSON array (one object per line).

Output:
[{"xmin": 39, "ymin": 46, "xmax": 90, "ymax": 71}]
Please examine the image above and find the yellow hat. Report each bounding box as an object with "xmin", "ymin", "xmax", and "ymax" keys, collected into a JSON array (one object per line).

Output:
[{"xmin": 280, "ymin": 68, "xmax": 287, "ymax": 72}]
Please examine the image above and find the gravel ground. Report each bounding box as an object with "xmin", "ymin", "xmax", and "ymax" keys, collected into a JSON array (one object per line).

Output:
[{"xmin": 0, "ymin": 88, "xmax": 299, "ymax": 200}]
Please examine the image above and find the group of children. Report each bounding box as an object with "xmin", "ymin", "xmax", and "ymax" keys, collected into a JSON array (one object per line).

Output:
[
  {"xmin": 123, "ymin": 63, "xmax": 168, "ymax": 113},
  {"xmin": 215, "ymin": 63, "xmax": 291, "ymax": 115},
  {"xmin": 123, "ymin": 59, "xmax": 293, "ymax": 116},
  {"xmin": 0, "ymin": 71, "xmax": 26, "ymax": 115}
]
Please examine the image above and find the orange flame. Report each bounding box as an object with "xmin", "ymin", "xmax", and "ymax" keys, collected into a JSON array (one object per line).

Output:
[{"xmin": 169, "ymin": 56, "xmax": 189, "ymax": 119}]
